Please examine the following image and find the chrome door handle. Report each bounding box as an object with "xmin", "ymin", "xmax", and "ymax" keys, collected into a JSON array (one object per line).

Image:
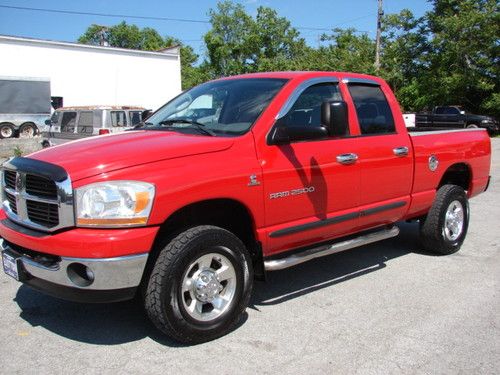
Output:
[
  {"xmin": 393, "ymin": 146, "xmax": 409, "ymax": 157},
  {"xmin": 336, "ymin": 153, "xmax": 358, "ymax": 165}
]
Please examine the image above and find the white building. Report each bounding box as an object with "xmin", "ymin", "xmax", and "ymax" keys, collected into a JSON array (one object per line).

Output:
[{"xmin": 0, "ymin": 35, "xmax": 181, "ymax": 111}]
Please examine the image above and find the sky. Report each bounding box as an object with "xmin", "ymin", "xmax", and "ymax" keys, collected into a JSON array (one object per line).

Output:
[{"xmin": 0, "ymin": 0, "xmax": 432, "ymax": 59}]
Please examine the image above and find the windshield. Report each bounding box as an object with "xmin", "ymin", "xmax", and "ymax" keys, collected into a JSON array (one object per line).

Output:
[{"xmin": 145, "ymin": 78, "xmax": 288, "ymax": 136}]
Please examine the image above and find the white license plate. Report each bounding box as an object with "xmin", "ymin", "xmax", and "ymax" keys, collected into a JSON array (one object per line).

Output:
[{"xmin": 2, "ymin": 251, "xmax": 19, "ymax": 281}]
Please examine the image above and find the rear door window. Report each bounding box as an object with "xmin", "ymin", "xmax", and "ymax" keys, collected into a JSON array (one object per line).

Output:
[
  {"xmin": 111, "ymin": 111, "xmax": 127, "ymax": 127},
  {"xmin": 348, "ymin": 84, "xmax": 395, "ymax": 135},
  {"xmin": 129, "ymin": 111, "xmax": 142, "ymax": 126},
  {"xmin": 61, "ymin": 111, "xmax": 77, "ymax": 132},
  {"xmin": 77, "ymin": 111, "xmax": 94, "ymax": 134}
]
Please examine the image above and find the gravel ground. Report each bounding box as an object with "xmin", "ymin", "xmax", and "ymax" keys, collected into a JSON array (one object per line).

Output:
[
  {"xmin": 0, "ymin": 137, "xmax": 43, "ymax": 161},
  {"xmin": 0, "ymin": 139, "xmax": 498, "ymax": 375}
]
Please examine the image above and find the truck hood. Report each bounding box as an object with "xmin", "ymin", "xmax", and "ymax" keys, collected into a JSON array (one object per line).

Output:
[{"xmin": 29, "ymin": 130, "xmax": 234, "ymax": 181}]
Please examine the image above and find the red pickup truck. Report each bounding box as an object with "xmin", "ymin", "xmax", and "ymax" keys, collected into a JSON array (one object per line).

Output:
[{"xmin": 0, "ymin": 72, "xmax": 491, "ymax": 344}]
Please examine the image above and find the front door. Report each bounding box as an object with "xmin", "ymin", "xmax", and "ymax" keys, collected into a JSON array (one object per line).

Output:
[{"xmin": 259, "ymin": 81, "xmax": 361, "ymax": 256}]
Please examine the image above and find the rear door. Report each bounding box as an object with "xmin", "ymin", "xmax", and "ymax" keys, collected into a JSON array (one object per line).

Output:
[
  {"xmin": 54, "ymin": 111, "xmax": 81, "ymax": 141},
  {"xmin": 76, "ymin": 111, "xmax": 95, "ymax": 137},
  {"xmin": 345, "ymin": 80, "xmax": 413, "ymax": 230}
]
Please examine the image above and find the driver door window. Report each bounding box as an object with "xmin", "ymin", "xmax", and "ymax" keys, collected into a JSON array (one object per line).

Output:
[{"xmin": 278, "ymin": 83, "xmax": 343, "ymax": 131}]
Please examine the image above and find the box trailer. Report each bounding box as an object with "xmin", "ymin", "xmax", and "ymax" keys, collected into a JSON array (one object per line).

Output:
[{"xmin": 0, "ymin": 76, "xmax": 51, "ymax": 138}]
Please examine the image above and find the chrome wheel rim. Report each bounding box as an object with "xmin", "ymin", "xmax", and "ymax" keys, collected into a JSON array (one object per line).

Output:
[
  {"xmin": 181, "ymin": 251, "xmax": 237, "ymax": 322},
  {"xmin": 443, "ymin": 200, "xmax": 464, "ymax": 241},
  {"xmin": 1, "ymin": 126, "xmax": 13, "ymax": 138}
]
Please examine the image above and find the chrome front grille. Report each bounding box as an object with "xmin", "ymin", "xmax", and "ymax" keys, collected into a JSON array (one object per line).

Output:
[
  {"xmin": 27, "ymin": 200, "xmax": 59, "ymax": 227},
  {"xmin": 1, "ymin": 162, "xmax": 74, "ymax": 232},
  {"xmin": 4, "ymin": 170, "xmax": 16, "ymax": 190},
  {"xmin": 5, "ymin": 191, "xmax": 17, "ymax": 214},
  {"xmin": 25, "ymin": 174, "xmax": 58, "ymax": 199}
]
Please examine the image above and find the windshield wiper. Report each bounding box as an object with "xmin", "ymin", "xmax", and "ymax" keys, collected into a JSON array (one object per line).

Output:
[{"xmin": 158, "ymin": 118, "xmax": 215, "ymax": 136}]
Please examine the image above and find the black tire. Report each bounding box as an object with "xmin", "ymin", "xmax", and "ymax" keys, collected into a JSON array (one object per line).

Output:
[
  {"xmin": 19, "ymin": 123, "xmax": 37, "ymax": 138},
  {"xmin": 420, "ymin": 184, "xmax": 469, "ymax": 255},
  {"xmin": 145, "ymin": 225, "xmax": 253, "ymax": 344},
  {"xmin": 0, "ymin": 123, "xmax": 15, "ymax": 139}
]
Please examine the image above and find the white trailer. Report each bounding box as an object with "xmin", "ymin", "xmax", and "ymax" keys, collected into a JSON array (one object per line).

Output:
[
  {"xmin": 0, "ymin": 35, "xmax": 181, "ymax": 113},
  {"xmin": 0, "ymin": 76, "xmax": 51, "ymax": 138}
]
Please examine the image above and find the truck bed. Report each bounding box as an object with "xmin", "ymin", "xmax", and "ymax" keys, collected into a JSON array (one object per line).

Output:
[{"xmin": 405, "ymin": 128, "xmax": 491, "ymax": 219}]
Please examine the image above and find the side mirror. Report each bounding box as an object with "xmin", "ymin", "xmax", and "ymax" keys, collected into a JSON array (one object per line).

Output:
[
  {"xmin": 321, "ymin": 101, "xmax": 349, "ymax": 136},
  {"xmin": 45, "ymin": 119, "xmax": 51, "ymax": 126},
  {"xmin": 142, "ymin": 109, "xmax": 152, "ymax": 121},
  {"xmin": 269, "ymin": 124, "xmax": 328, "ymax": 145}
]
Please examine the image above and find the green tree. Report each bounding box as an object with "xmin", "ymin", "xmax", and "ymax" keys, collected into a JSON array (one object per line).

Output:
[
  {"xmin": 164, "ymin": 37, "xmax": 209, "ymax": 89},
  {"xmin": 424, "ymin": 0, "xmax": 499, "ymax": 116},
  {"xmin": 203, "ymin": 1, "xmax": 306, "ymax": 77},
  {"xmin": 78, "ymin": 21, "xmax": 166, "ymax": 51},
  {"xmin": 315, "ymin": 28, "xmax": 376, "ymax": 73},
  {"xmin": 380, "ymin": 10, "xmax": 429, "ymax": 111},
  {"xmin": 204, "ymin": 1, "xmax": 254, "ymax": 76}
]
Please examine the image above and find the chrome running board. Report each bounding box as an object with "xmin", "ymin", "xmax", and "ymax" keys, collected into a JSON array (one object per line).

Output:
[{"xmin": 264, "ymin": 226, "xmax": 400, "ymax": 271}]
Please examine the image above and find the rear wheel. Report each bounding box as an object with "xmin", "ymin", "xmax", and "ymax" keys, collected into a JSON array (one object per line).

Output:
[
  {"xmin": 0, "ymin": 123, "xmax": 15, "ymax": 139},
  {"xmin": 19, "ymin": 123, "xmax": 37, "ymax": 138},
  {"xmin": 145, "ymin": 225, "xmax": 253, "ymax": 344},
  {"xmin": 420, "ymin": 184, "xmax": 469, "ymax": 255}
]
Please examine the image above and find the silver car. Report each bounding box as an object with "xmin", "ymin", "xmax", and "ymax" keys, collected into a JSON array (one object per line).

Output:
[{"xmin": 42, "ymin": 106, "xmax": 147, "ymax": 147}]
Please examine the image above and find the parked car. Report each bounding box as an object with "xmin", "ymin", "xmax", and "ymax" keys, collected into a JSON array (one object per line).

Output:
[
  {"xmin": 41, "ymin": 106, "xmax": 146, "ymax": 147},
  {"xmin": 0, "ymin": 76, "xmax": 51, "ymax": 139},
  {"xmin": 1, "ymin": 72, "xmax": 491, "ymax": 344},
  {"xmin": 415, "ymin": 105, "xmax": 498, "ymax": 135}
]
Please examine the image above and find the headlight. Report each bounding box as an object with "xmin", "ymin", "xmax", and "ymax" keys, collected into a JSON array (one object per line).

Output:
[{"xmin": 75, "ymin": 181, "xmax": 155, "ymax": 227}]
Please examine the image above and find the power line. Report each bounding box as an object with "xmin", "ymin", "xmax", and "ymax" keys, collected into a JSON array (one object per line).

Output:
[
  {"xmin": 0, "ymin": 4, "xmax": 373, "ymax": 32},
  {"xmin": 0, "ymin": 4, "xmax": 209, "ymax": 24}
]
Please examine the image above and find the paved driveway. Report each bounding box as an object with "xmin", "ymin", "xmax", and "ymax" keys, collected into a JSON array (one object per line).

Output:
[{"xmin": 0, "ymin": 139, "xmax": 499, "ymax": 374}]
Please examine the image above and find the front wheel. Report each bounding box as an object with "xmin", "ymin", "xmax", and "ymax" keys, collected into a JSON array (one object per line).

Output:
[
  {"xmin": 420, "ymin": 184, "xmax": 469, "ymax": 255},
  {"xmin": 145, "ymin": 225, "xmax": 253, "ymax": 344}
]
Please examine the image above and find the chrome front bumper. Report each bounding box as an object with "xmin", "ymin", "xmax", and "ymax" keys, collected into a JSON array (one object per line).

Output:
[{"xmin": 1, "ymin": 239, "xmax": 148, "ymax": 302}]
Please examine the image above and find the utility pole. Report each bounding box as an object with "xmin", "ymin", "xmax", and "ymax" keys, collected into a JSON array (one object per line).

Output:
[
  {"xmin": 96, "ymin": 25, "xmax": 109, "ymax": 47},
  {"xmin": 374, "ymin": 0, "xmax": 383, "ymax": 71}
]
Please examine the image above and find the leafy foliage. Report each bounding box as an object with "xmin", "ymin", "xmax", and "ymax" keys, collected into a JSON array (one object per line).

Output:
[{"xmin": 203, "ymin": 1, "xmax": 306, "ymax": 77}]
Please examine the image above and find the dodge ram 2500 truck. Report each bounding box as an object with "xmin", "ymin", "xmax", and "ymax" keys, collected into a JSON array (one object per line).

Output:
[{"xmin": 0, "ymin": 72, "xmax": 491, "ymax": 344}]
